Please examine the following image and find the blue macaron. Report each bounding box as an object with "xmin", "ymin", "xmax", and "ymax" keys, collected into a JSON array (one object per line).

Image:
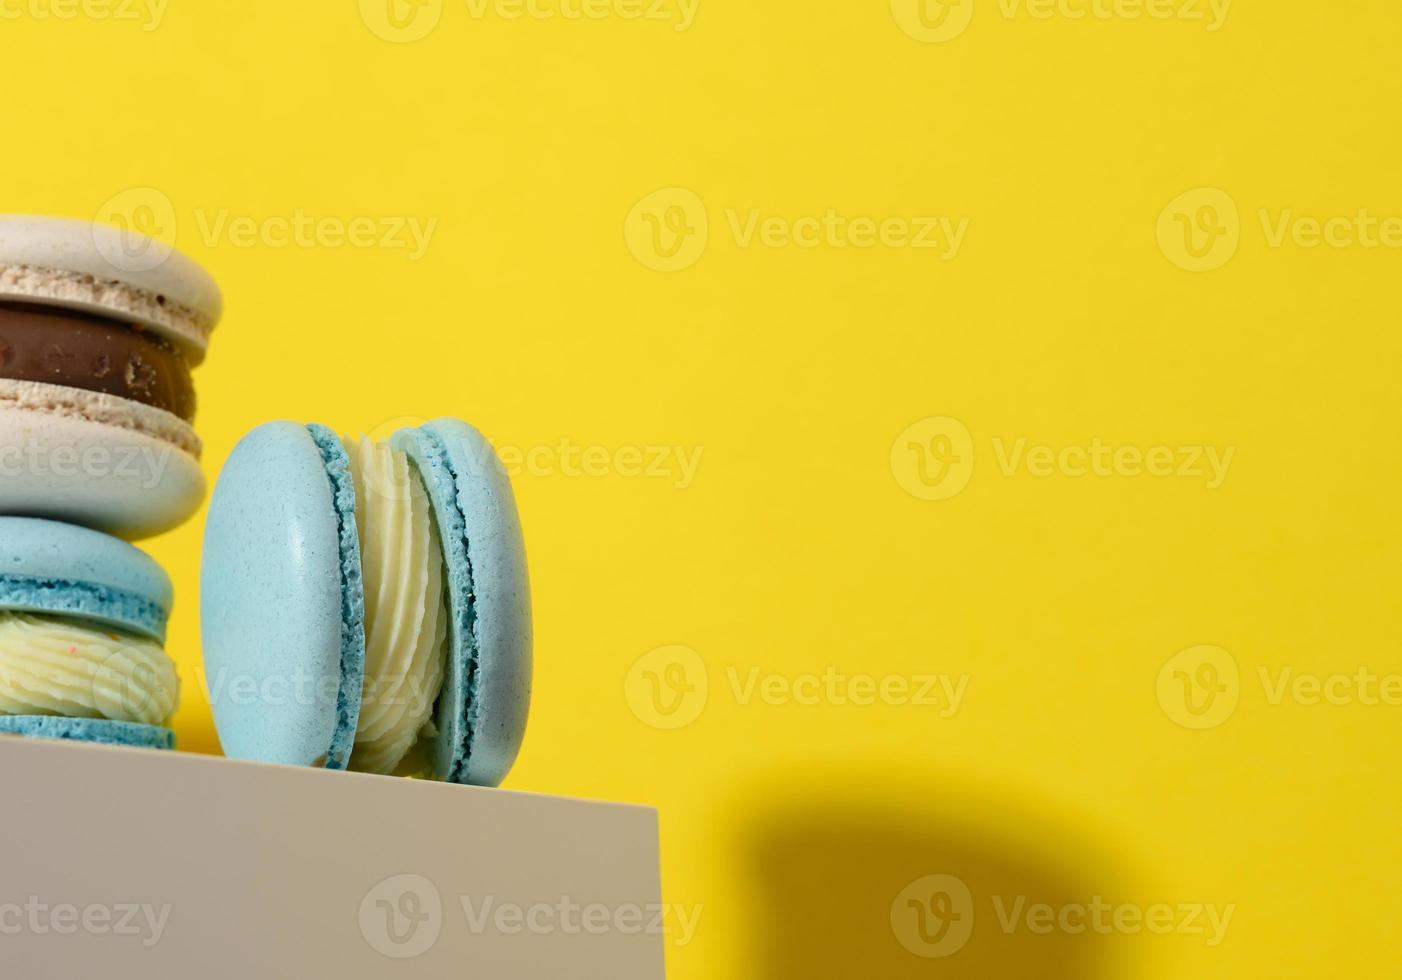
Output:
[
  {"xmin": 0, "ymin": 516, "xmax": 176, "ymax": 750},
  {"xmin": 0, "ymin": 715, "xmax": 175, "ymax": 750},
  {"xmin": 0, "ymin": 516, "xmax": 172, "ymax": 642},
  {"xmin": 200, "ymin": 418, "xmax": 532, "ymax": 785}
]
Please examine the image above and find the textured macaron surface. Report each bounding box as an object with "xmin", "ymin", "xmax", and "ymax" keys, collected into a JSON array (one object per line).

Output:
[
  {"xmin": 201, "ymin": 422, "xmax": 364, "ymax": 769},
  {"xmin": 0, "ymin": 715, "xmax": 174, "ymax": 750},
  {"xmin": 0, "ymin": 393, "xmax": 206, "ymax": 541},
  {"xmin": 0, "ymin": 215, "xmax": 223, "ymax": 363},
  {"xmin": 392, "ymin": 418, "xmax": 532, "ymax": 786},
  {"xmin": 0, "ymin": 516, "xmax": 172, "ymax": 641}
]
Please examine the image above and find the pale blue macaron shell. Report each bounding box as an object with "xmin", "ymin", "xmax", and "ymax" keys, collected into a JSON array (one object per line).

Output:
[
  {"xmin": 0, "ymin": 715, "xmax": 175, "ymax": 750},
  {"xmin": 200, "ymin": 422, "xmax": 365, "ymax": 770},
  {"xmin": 392, "ymin": 418, "xmax": 532, "ymax": 786},
  {"xmin": 0, "ymin": 516, "xmax": 172, "ymax": 641}
]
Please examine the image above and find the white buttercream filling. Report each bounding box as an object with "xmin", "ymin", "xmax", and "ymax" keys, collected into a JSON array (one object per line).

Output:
[
  {"xmin": 0, "ymin": 613, "xmax": 178, "ymax": 726},
  {"xmin": 343, "ymin": 435, "xmax": 449, "ymax": 776}
]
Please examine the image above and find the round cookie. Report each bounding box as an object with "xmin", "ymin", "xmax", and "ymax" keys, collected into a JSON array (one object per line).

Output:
[
  {"xmin": 392, "ymin": 419, "xmax": 532, "ymax": 787},
  {"xmin": 0, "ymin": 517, "xmax": 178, "ymax": 747},
  {"xmin": 201, "ymin": 418, "xmax": 532, "ymax": 785},
  {"xmin": 0, "ymin": 516, "xmax": 172, "ymax": 641},
  {"xmin": 0, "ymin": 214, "xmax": 221, "ymax": 363},
  {"xmin": 0, "ymin": 215, "xmax": 222, "ymax": 539}
]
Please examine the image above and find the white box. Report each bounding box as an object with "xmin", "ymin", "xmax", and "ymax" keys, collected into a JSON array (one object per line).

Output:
[{"xmin": 0, "ymin": 739, "xmax": 665, "ymax": 978}]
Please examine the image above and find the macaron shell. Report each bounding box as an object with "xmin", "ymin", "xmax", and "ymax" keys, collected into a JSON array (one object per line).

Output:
[
  {"xmin": 0, "ymin": 391, "xmax": 204, "ymax": 541},
  {"xmin": 0, "ymin": 516, "xmax": 172, "ymax": 641},
  {"xmin": 0, "ymin": 214, "xmax": 222, "ymax": 364},
  {"xmin": 201, "ymin": 422, "xmax": 362, "ymax": 769},
  {"xmin": 392, "ymin": 418, "xmax": 532, "ymax": 786},
  {"xmin": 0, "ymin": 715, "xmax": 175, "ymax": 750}
]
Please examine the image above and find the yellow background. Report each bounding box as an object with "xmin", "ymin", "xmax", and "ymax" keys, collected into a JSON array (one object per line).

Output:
[{"xmin": 4, "ymin": 0, "xmax": 1400, "ymax": 975}]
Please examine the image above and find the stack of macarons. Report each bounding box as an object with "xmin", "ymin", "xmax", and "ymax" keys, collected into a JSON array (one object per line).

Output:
[
  {"xmin": 0, "ymin": 215, "xmax": 534, "ymax": 786},
  {"xmin": 0, "ymin": 214, "xmax": 223, "ymax": 750}
]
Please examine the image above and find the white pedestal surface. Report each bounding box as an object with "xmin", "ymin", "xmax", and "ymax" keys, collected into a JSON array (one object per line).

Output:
[{"xmin": 0, "ymin": 739, "xmax": 665, "ymax": 978}]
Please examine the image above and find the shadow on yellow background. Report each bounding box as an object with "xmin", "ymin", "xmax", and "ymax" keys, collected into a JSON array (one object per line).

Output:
[{"xmin": 737, "ymin": 772, "xmax": 1122, "ymax": 978}]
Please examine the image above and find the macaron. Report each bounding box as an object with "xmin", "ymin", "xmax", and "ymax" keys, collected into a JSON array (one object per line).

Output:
[
  {"xmin": 201, "ymin": 418, "xmax": 532, "ymax": 785},
  {"xmin": 0, "ymin": 516, "xmax": 180, "ymax": 750},
  {"xmin": 0, "ymin": 715, "xmax": 175, "ymax": 750},
  {"xmin": 0, "ymin": 214, "xmax": 223, "ymax": 539}
]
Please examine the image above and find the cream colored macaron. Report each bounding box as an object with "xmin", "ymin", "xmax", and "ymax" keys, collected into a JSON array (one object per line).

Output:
[{"xmin": 0, "ymin": 215, "xmax": 222, "ymax": 539}]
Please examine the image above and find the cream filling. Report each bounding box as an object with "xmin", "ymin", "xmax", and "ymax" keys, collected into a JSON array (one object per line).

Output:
[
  {"xmin": 0, "ymin": 613, "xmax": 178, "ymax": 726},
  {"xmin": 343, "ymin": 435, "xmax": 449, "ymax": 776}
]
